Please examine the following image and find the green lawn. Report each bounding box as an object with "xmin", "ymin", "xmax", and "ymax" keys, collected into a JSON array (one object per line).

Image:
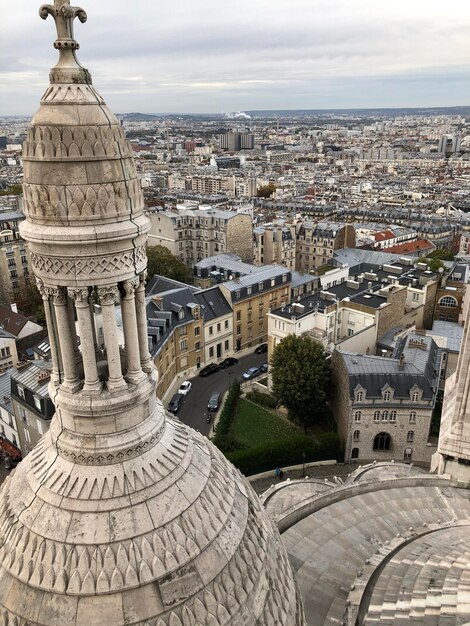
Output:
[{"xmin": 230, "ymin": 398, "xmax": 300, "ymax": 447}]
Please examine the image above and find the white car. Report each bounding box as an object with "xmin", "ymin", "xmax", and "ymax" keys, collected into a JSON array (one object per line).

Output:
[{"xmin": 178, "ymin": 381, "xmax": 192, "ymax": 396}]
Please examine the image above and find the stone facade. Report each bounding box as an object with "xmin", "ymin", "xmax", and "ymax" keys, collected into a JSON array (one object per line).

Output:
[
  {"xmin": 148, "ymin": 205, "xmax": 253, "ymax": 268},
  {"xmin": 331, "ymin": 335, "xmax": 439, "ymax": 464}
]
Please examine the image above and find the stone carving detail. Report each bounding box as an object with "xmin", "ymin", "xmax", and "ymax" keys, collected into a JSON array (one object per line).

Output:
[
  {"xmin": 122, "ymin": 278, "xmax": 139, "ymax": 298},
  {"xmin": 23, "ymin": 124, "xmax": 133, "ymax": 161},
  {"xmin": 41, "ymin": 83, "xmax": 105, "ymax": 104},
  {"xmin": 31, "ymin": 246, "xmax": 147, "ymax": 278},
  {"xmin": 52, "ymin": 286, "xmax": 67, "ymax": 306},
  {"xmin": 23, "ymin": 179, "xmax": 143, "ymax": 221},
  {"xmin": 97, "ymin": 285, "xmax": 118, "ymax": 306},
  {"xmin": 67, "ymin": 287, "xmax": 89, "ymax": 306}
]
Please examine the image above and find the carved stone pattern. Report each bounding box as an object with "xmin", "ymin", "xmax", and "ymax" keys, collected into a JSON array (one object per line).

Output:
[
  {"xmin": 56, "ymin": 421, "xmax": 165, "ymax": 465},
  {"xmin": 122, "ymin": 278, "xmax": 139, "ymax": 298},
  {"xmin": 41, "ymin": 83, "xmax": 105, "ymax": 104},
  {"xmin": 67, "ymin": 287, "xmax": 89, "ymax": 306},
  {"xmin": 52, "ymin": 287, "xmax": 67, "ymax": 306},
  {"xmin": 96, "ymin": 285, "xmax": 118, "ymax": 306},
  {"xmin": 31, "ymin": 246, "xmax": 147, "ymax": 278},
  {"xmin": 23, "ymin": 179, "xmax": 143, "ymax": 221},
  {"xmin": 23, "ymin": 124, "xmax": 133, "ymax": 161}
]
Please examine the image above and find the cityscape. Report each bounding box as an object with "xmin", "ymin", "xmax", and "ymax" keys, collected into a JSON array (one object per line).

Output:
[{"xmin": 0, "ymin": 1, "xmax": 469, "ymax": 625}]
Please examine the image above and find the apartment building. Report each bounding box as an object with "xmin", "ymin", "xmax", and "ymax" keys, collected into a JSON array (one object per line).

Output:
[
  {"xmin": 0, "ymin": 305, "xmax": 43, "ymax": 340},
  {"xmin": 145, "ymin": 277, "xmax": 234, "ymax": 398},
  {"xmin": 219, "ymin": 266, "xmax": 291, "ymax": 352},
  {"xmin": 295, "ymin": 221, "xmax": 356, "ymax": 272},
  {"xmin": 433, "ymin": 263, "xmax": 468, "ymax": 324},
  {"xmin": 219, "ymin": 131, "xmax": 254, "ymax": 151},
  {"xmin": 10, "ymin": 360, "xmax": 54, "ymax": 457},
  {"xmin": 0, "ymin": 369, "xmax": 20, "ymax": 456},
  {"xmin": 148, "ymin": 204, "xmax": 253, "ymax": 268},
  {"xmin": 0, "ymin": 208, "xmax": 31, "ymax": 303},
  {"xmin": 0, "ymin": 328, "xmax": 18, "ymax": 370},
  {"xmin": 331, "ymin": 334, "xmax": 440, "ymax": 464},
  {"xmin": 253, "ymin": 224, "xmax": 296, "ymax": 269}
]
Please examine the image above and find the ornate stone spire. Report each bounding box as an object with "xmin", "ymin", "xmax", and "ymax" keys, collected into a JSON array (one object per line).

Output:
[
  {"xmin": 40, "ymin": 0, "xmax": 91, "ymax": 84},
  {"xmin": 0, "ymin": 2, "xmax": 305, "ymax": 624}
]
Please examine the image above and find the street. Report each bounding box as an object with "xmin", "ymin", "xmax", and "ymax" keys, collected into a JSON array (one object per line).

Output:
[{"xmin": 172, "ymin": 351, "xmax": 268, "ymax": 436}]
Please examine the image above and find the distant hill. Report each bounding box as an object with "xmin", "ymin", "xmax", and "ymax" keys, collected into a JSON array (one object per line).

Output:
[{"xmin": 244, "ymin": 106, "xmax": 470, "ymax": 117}]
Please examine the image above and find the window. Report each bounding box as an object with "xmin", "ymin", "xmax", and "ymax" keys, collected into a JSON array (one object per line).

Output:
[
  {"xmin": 439, "ymin": 296, "xmax": 457, "ymax": 308},
  {"xmin": 381, "ymin": 410, "xmax": 389, "ymax": 421},
  {"xmin": 236, "ymin": 311, "xmax": 241, "ymax": 321},
  {"xmin": 373, "ymin": 410, "xmax": 380, "ymax": 422},
  {"xmin": 373, "ymin": 432, "xmax": 391, "ymax": 451},
  {"xmin": 356, "ymin": 390, "xmax": 364, "ymax": 402},
  {"xmin": 179, "ymin": 325, "xmax": 187, "ymax": 337},
  {"xmin": 209, "ymin": 326, "xmax": 213, "ymax": 336},
  {"xmin": 236, "ymin": 325, "xmax": 241, "ymax": 335},
  {"xmin": 209, "ymin": 347, "xmax": 214, "ymax": 357},
  {"xmin": 236, "ymin": 290, "xmax": 241, "ymax": 300},
  {"xmin": 348, "ymin": 328, "xmax": 354, "ymax": 337},
  {"xmin": 404, "ymin": 448, "xmax": 413, "ymax": 460},
  {"xmin": 224, "ymin": 320, "xmax": 229, "ymax": 329},
  {"xmin": 247, "ymin": 287, "xmax": 252, "ymax": 296},
  {"xmin": 258, "ymin": 282, "xmax": 263, "ymax": 291},
  {"xmin": 383, "ymin": 390, "xmax": 391, "ymax": 401},
  {"xmin": 34, "ymin": 396, "xmax": 41, "ymax": 411},
  {"xmin": 195, "ymin": 326, "xmax": 200, "ymax": 336},
  {"xmin": 24, "ymin": 429, "xmax": 31, "ymax": 444},
  {"xmin": 407, "ymin": 430, "xmax": 414, "ymax": 442},
  {"xmin": 37, "ymin": 419, "xmax": 44, "ymax": 435},
  {"xmin": 353, "ymin": 430, "xmax": 360, "ymax": 442},
  {"xmin": 409, "ymin": 411, "xmax": 416, "ymax": 424},
  {"xmin": 18, "ymin": 387, "xmax": 25, "ymax": 400},
  {"xmin": 0, "ymin": 347, "xmax": 11, "ymax": 358},
  {"xmin": 195, "ymin": 341, "xmax": 201, "ymax": 351},
  {"xmin": 179, "ymin": 339, "xmax": 187, "ymax": 351},
  {"xmin": 390, "ymin": 410, "xmax": 397, "ymax": 422},
  {"xmin": 224, "ymin": 340, "xmax": 229, "ymax": 350},
  {"xmin": 217, "ymin": 323, "xmax": 221, "ymax": 332},
  {"xmin": 354, "ymin": 411, "xmax": 362, "ymax": 423},
  {"xmin": 411, "ymin": 391, "xmax": 419, "ymax": 402}
]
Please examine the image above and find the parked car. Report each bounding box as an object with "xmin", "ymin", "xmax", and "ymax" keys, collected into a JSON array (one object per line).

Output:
[
  {"xmin": 254, "ymin": 343, "xmax": 268, "ymax": 354},
  {"xmin": 178, "ymin": 380, "xmax": 192, "ymax": 396},
  {"xmin": 207, "ymin": 391, "xmax": 222, "ymax": 412},
  {"xmin": 220, "ymin": 357, "xmax": 238, "ymax": 369},
  {"xmin": 168, "ymin": 393, "xmax": 184, "ymax": 414},
  {"xmin": 259, "ymin": 363, "xmax": 268, "ymax": 374},
  {"xmin": 243, "ymin": 367, "xmax": 260, "ymax": 380},
  {"xmin": 199, "ymin": 363, "xmax": 220, "ymax": 377}
]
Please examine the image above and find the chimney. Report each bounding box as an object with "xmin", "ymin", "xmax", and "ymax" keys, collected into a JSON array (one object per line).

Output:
[{"xmin": 398, "ymin": 353, "xmax": 405, "ymax": 370}]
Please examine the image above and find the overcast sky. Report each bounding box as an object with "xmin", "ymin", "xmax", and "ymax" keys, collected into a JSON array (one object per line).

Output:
[{"xmin": 1, "ymin": 0, "xmax": 470, "ymax": 115}]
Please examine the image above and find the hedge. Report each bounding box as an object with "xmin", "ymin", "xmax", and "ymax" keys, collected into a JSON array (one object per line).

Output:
[
  {"xmin": 226, "ymin": 431, "xmax": 341, "ymax": 476},
  {"xmin": 245, "ymin": 389, "xmax": 278, "ymax": 409},
  {"xmin": 212, "ymin": 381, "xmax": 241, "ymax": 449}
]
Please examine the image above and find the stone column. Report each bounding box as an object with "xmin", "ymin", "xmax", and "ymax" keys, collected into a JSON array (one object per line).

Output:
[
  {"xmin": 68, "ymin": 288, "xmax": 102, "ymax": 393},
  {"xmin": 98, "ymin": 285, "xmax": 126, "ymax": 392},
  {"xmin": 121, "ymin": 279, "xmax": 145, "ymax": 384},
  {"xmin": 135, "ymin": 272, "xmax": 153, "ymax": 373},
  {"xmin": 36, "ymin": 279, "xmax": 61, "ymax": 386},
  {"xmin": 52, "ymin": 287, "xmax": 80, "ymax": 391}
]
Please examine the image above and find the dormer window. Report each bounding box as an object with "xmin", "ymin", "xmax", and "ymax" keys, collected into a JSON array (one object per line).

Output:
[
  {"xmin": 355, "ymin": 389, "xmax": 364, "ymax": 402},
  {"xmin": 383, "ymin": 390, "xmax": 391, "ymax": 401}
]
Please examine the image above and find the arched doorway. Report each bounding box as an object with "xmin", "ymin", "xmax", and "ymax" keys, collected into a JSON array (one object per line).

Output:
[{"xmin": 351, "ymin": 447, "xmax": 359, "ymax": 459}]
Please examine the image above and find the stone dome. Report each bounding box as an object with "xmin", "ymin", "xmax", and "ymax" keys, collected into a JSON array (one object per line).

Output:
[
  {"xmin": 0, "ymin": 3, "xmax": 305, "ymax": 624},
  {"xmin": 0, "ymin": 411, "xmax": 304, "ymax": 625}
]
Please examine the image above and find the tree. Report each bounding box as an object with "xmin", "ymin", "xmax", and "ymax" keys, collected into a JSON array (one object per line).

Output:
[
  {"xmin": 9, "ymin": 275, "xmax": 45, "ymax": 324},
  {"xmin": 257, "ymin": 182, "xmax": 276, "ymax": 198},
  {"xmin": 271, "ymin": 334, "xmax": 330, "ymax": 432},
  {"xmin": 146, "ymin": 245, "xmax": 191, "ymax": 284}
]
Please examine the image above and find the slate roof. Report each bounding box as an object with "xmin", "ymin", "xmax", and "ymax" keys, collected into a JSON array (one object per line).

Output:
[
  {"xmin": 0, "ymin": 368, "xmax": 14, "ymax": 413},
  {"xmin": 194, "ymin": 287, "xmax": 232, "ymax": 322},
  {"xmin": 11, "ymin": 360, "xmax": 52, "ymax": 398},
  {"xmin": 341, "ymin": 333, "xmax": 440, "ymax": 402},
  {"xmin": 0, "ymin": 305, "xmax": 28, "ymax": 338}
]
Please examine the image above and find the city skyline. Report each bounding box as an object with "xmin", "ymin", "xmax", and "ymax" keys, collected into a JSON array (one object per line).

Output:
[{"xmin": 1, "ymin": 0, "xmax": 470, "ymax": 116}]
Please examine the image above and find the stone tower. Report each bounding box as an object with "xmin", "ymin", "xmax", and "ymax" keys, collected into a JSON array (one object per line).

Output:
[
  {"xmin": 0, "ymin": 2, "xmax": 305, "ymax": 624},
  {"xmin": 432, "ymin": 299, "xmax": 470, "ymax": 486}
]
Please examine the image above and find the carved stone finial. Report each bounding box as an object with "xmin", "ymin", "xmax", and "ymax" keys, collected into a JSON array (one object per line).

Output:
[{"xmin": 39, "ymin": 0, "xmax": 92, "ymax": 84}]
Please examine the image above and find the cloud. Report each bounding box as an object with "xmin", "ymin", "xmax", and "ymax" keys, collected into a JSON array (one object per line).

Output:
[{"xmin": 1, "ymin": 0, "xmax": 469, "ymax": 114}]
